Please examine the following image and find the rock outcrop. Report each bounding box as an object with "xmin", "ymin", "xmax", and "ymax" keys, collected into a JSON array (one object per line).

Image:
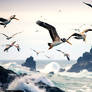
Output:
[
  {"xmin": 68, "ymin": 48, "xmax": 92, "ymax": 72},
  {"xmin": 35, "ymin": 81, "xmax": 65, "ymax": 92},
  {"xmin": 59, "ymin": 68, "xmax": 65, "ymax": 72},
  {"xmin": 0, "ymin": 66, "xmax": 17, "ymax": 90},
  {"xmin": 22, "ymin": 56, "xmax": 36, "ymax": 71}
]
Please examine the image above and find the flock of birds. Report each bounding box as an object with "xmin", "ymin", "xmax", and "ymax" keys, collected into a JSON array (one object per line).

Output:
[
  {"xmin": 0, "ymin": 2, "xmax": 92, "ymax": 61},
  {"xmin": 0, "ymin": 15, "xmax": 21, "ymax": 52}
]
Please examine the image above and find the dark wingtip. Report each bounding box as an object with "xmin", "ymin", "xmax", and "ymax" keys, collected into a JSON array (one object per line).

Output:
[{"xmin": 36, "ymin": 20, "xmax": 42, "ymax": 25}]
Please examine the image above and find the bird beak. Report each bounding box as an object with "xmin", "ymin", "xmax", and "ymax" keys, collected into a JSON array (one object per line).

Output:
[
  {"xmin": 83, "ymin": 37, "xmax": 86, "ymax": 42},
  {"xmin": 14, "ymin": 18, "xmax": 19, "ymax": 20},
  {"xmin": 48, "ymin": 46, "xmax": 53, "ymax": 50},
  {"xmin": 66, "ymin": 40, "xmax": 72, "ymax": 45}
]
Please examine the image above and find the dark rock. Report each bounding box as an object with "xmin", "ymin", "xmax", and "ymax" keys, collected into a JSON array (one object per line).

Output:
[
  {"xmin": 5, "ymin": 90, "xmax": 24, "ymax": 92},
  {"xmin": 68, "ymin": 48, "xmax": 92, "ymax": 72},
  {"xmin": 48, "ymin": 72, "xmax": 54, "ymax": 75},
  {"xmin": 22, "ymin": 56, "xmax": 36, "ymax": 71},
  {"xmin": 0, "ymin": 66, "xmax": 17, "ymax": 90},
  {"xmin": 46, "ymin": 87, "xmax": 65, "ymax": 92},
  {"xmin": 59, "ymin": 68, "xmax": 65, "ymax": 72},
  {"xmin": 35, "ymin": 81, "xmax": 65, "ymax": 92},
  {"xmin": 36, "ymin": 71, "xmax": 40, "ymax": 73}
]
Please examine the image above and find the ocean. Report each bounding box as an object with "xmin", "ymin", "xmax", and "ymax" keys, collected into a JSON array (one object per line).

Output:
[{"xmin": 0, "ymin": 60, "xmax": 92, "ymax": 92}]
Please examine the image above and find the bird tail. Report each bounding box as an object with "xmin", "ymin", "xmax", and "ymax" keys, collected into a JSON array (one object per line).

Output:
[
  {"xmin": 0, "ymin": 23, "xmax": 4, "ymax": 25},
  {"xmin": 48, "ymin": 43, "xmax": 52, "ymax": 46},
  {"xmin": 48, "ymin": 43, "xmax": 53, "ymax": 50},
  {"xmin": 14, "ymin": 44, "xmax": 20, "ymax": 51}
]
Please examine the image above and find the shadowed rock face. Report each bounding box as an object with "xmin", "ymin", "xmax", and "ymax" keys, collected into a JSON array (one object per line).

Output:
[
  {"xmin": 6, "ymin": 81, "xmax": 65, "ymax": 92},
  {"xmin": 68, "ymin": 48, "xmax": 92, "ymax": 72},
  {"xmin": 35, "ymin": 81, "xmax": 65, "ymax": 92},
  {"xmin": 0, "ymin": 66, "xmax": 16, "ymax": 84},
  {"xmin": 22, "ymin": 56, "xmax": 36, "ymax": 71},
  {"xmin": 0, "ymin": 66, "xmax": 17, "ymax": 90},
  {"xmin": 5, "ymin": 90, "xmax": 24, "ymax": 92}
]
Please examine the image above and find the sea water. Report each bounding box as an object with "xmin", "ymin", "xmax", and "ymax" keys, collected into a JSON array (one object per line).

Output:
[{"xmin": 0, "ymin": 60, "xmax": 92, "ymax": 92}]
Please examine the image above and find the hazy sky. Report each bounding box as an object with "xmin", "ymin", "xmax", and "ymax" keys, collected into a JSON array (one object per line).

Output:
[{"xmin": 0, "ymin": 0, "xmax": 92, "ymax": 61}]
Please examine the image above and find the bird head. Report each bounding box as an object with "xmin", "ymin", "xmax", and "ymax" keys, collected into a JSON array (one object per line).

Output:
[
  {"xmin": 61, "ymin": 38, "xmax": 72, "ymax": 45},
  {"xmin": 61, "ymin": 38, "xmax": 67, "ymax": 42},
  {"xmin": 10, "ymin": 15, "xmax": 19, "ymax": 20}
]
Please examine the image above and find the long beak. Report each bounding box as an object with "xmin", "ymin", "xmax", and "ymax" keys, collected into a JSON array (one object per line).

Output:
[
  {"xmin": 14, "ymin": 18, "xmax": 19, "ymax": 20},
  {"xmin": 66, "ymin": 40, "xmax": 72, "ymax": 45}
]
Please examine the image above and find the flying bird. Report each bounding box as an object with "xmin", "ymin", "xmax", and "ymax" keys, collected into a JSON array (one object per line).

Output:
[
  {"xmin": 0, "ymin": 15, "xmax": 19, "ymax": 28},
  {"xmin": 83, "ymin": 2, "xmax": 92, "ymax": 8},
  {"xmin": 45, "ymin": 55, "xmax": 51, "ymax": 58},
  {"xmin": 0, "ymin": 32, "xmax": 22, "ymax": 40},
  {"xmin": 14, "ymin": 44, "xmax": 20, "ymax": 51},
  {"xmin": 68, "ymin": 29, "xmax": 92, "ymax": 42},
  {"xmin": 56, "ymin": 49, "xmax": 70, "ymax": 61},
  {"xmin": 36, "ymin": 20, "xmax": 72, "ymax": 49},
  {"xmin": 4, "ymin": 41, "xmax": 20, "ymax": 52},
  {"xmin": 31, "ymin": 48, "xmax": 44, "ymax": 55}
]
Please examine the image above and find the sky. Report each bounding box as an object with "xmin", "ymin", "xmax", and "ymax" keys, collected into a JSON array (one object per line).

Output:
[{"xmin": 0, "ymin": 0, "xmax": 92, "ymax": 60}]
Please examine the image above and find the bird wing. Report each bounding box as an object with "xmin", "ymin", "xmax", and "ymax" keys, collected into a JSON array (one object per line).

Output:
[
  {"xmin": 45, "ymin": 55, "xmax": 50, "ymax": 58},
  {"xmin": 83, "ymin": 2, "xmax": 92, "ymax": 8},
  {"xmin": 11, "ymin": 32, "xmax": 22, "ymax": 37},
  {"xmin": 11, "ymin": 41, "xmax": 16, "ymax": 45},
  {"xmin": 0, "ymin": 18, "xmax": 7, "ymax": 22},
  {"xmin": 4, "ymin": 45, "xmax": 11, "ymax": 52},
  {"xmin": 56, "ymin": 49, "xmax": 64, "ymax": 54},
  {"xmin": 81, "ymin": 29, "xmax": 92, "ymax": 34},
  {"xmin": 31, "ymin": 48, "xmax": 39, "ymax": 55},
  {"xmin": 36, "ymin": 20, "xmax": 60, "ymax": 42},
  {"xmin": 0, "ymin": 33, "xmax": 9, "ymax": 37},
  {"xmin": 67, "ymin": 33, "xmax": 82, "ymax": 40},
  {"xmin": 66, "ymin": 55, "xmax": 70, "ymax": 61},
  {"xmin": 14, "ymin": 44, "xmax": 20, "ymax": 51},
  {"xmin": 31, "ymin": 48, "xmax": 36, "ymax": 53}
]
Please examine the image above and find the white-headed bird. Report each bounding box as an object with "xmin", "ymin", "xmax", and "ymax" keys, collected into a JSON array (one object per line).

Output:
[
  {"xmin": 36, "ymin": 20, "xmax": 72, "ymax": 50},
  {"xmin": 0, "ymin": 15, "xmax": 19, "ymax": 28}
]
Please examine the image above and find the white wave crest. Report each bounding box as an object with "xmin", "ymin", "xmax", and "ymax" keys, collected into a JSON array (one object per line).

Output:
[
  {"xmin": 40, "ymin": 62, "xmax": 61, "ymax": 73},
  {"xmin": 8, "ymin": 74, "xmax": 54, "ymax": 92},
  {"xmin": 1, "ymin": 62, "xmax": 31, "ymax": 74}
]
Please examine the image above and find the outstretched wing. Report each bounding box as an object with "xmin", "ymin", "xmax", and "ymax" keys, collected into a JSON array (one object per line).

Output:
[
  {"xmin": 81, "ymin": 29, "xmax": 92, "ymax": 34},
  {"xmin": 31, "ymin": 48, "xmax": 39, "ymax": 55},
  {"xmin": 11, "ymin": 41, "xmax": 16, "ymax": 45},
  {"xmin": 0, "ymin": 18, "xmax": 7, "ymax": 22},
  {"xmin": 67, "ymin": 33, "xmax": 82, "ymax": 40},
  {"xmin": 66, "ymin": 55, "xmax": 70, "ymax": 61},
  {"xmin": 14, "ymin": 44, "xmax": 20, "ymax": 51},
  {"xmin": 4, "ymin": 45, "xmax": 11, "ymax": 52},
  {"xmin": 11, "ymin": 32, "xmax": 22, "ymax": 37},
  {"xmin": 36, "ymin": 20, "xmax": 60, "ymax": 42},
  {"xmin": 0, "ymin": 33, "xmax": 9, "ymax": 37},
  {"xmin": 83, "ymin": 2, "xmax": 92, "ymax": 8},
  {"xmin": 56, "ymin": 49, "xmax": 64, "ymax": 54}
]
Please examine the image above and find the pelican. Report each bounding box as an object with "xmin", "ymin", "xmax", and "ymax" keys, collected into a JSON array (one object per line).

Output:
[
  {"xmin": 45, "ymin": 55, "xmax": 51, "ymax": 58},
  {"xmin": 83, "ymin": 2, "xmax": 92, "ymax": 8},
  {"xmin": 36, "ymin": 20, "xmax": 72, "ymax": 49},
  {"xmin": 56, "ymin": 49, "xmax": 70, "ymax": 61},
  {"xmin": 4, "ymin": 41, "xmax": 20, "ymax": 52},
  {"xmin": 0, "ymin": 32, "xmax": 22, "ymax": 40},
  {"xmin": 0, "ymin": 15, "xmax": 19, "ymax": 28},
  {"xmin": 31, "ymin": 48, "xmax": 44, "ymax": 55},
  {"xmin": 68, "ymin": 29, "xmax": 92, "ymax": 42}
]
